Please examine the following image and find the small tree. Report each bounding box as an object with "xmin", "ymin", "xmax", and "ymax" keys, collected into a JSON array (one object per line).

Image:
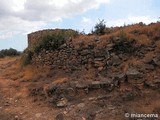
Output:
[
  {"xmin": 93, "ymin": 19, "xmax": 106, "ymax": 35},
  {"xmin": 0, "ymin": 48, "xmax": 21, "ymax": 58}
]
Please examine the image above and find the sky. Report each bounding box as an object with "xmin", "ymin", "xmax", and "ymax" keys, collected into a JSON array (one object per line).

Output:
[{"xmin": 0, "ymin": 0, "xmax": 159, "ymax": 51}]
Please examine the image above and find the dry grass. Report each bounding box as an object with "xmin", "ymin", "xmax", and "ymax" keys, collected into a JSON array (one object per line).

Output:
[
  {"xmin": 40, "ymin": 22, "xmax": 158, "ymax": 51},
  {"xmin": 51, "ymin": 77, "xmax": 69, "ymax": 85},
  {"xmin": 121, "ymin": 57, "xmax": 143, "ymax": 72},
  {"xmin": 73, "ymin": 35, "xmax": 95, "ymax": 45},
  {"xmin": 21, "ymin": 65, "xmax": 35, "ymax": 80}
]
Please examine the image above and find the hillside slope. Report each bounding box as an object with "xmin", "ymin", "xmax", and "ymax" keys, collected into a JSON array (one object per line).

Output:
[{"xmin": 0, "ymin": 22, "xmax": 160, "ymax": 120}]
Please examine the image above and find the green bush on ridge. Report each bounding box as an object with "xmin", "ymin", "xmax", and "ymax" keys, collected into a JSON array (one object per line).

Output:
[{"xmin": 92, "ymin": 19, "xmax": 106, "ymax": 35}]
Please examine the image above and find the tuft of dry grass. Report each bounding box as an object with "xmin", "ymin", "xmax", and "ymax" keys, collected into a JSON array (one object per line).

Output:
[{"xmin": 51, "ymin": 77, "xmax": 69, "ymax": 85}]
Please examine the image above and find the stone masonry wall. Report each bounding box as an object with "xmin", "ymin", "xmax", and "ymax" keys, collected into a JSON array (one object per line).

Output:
[
  {"xmin": 31, "ymin": 38, "xmax": 112, "ymax": 72},
  {"xmin": 29, "ymin": 29, "xmax": 160, "ymax": 82}
]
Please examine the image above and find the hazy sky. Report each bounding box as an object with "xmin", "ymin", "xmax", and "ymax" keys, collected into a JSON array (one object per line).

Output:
[{"xmin": 0, "ymin": 0, "xmax": 159, "ymax": 51}]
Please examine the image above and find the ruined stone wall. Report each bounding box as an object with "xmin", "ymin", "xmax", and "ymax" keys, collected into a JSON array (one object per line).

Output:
[
  {"xmin": 27, "ymin": 29, "xmax": 75, "ymax": 48},
  {"xmin": 31, "ymin": 39, "xmax": 112, "ymax": 72},
  {"xmin": 29, "ymin": 29, "xmax": 160, "ymax": 80}
]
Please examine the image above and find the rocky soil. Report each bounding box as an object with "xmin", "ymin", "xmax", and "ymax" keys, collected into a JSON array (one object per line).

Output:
[{"xmin": 0, "ymin": 57, "xmax": 160, "ymax": 120}]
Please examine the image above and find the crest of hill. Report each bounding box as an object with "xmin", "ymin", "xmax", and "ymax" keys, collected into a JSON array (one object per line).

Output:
[{"xmin": 27, "ymin": 22, "xmax": 160, "ymax": 50}]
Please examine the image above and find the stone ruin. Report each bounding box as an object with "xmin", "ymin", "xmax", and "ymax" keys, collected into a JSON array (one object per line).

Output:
[{"xmin": 28, "ymin": 28, "xmax": 160, "ymax": 109}]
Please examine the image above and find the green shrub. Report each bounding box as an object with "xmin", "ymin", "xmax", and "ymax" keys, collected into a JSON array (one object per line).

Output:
[
  {"xmin": 0, "ymin": 48, "xmax": 21, "ymax": 58},
  {"xmin": 21, "ymin": 49, "xmax": 33, "ymax": 66},
  {"xmin": 33, "ymin": 30, "xmax": 78, "ymax": 53},
  {"xmin": 111, "ymin": 31, "xmax": 137, "ymax": 54},
  {"xmin": 92, "ymin": 19, "xmax": 106, "ymax": 35}
]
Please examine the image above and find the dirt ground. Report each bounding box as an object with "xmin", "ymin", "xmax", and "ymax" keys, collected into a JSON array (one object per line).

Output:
[{"xmin": 0, "ymin": 57, "xmax": 62, "ymax": 120}]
